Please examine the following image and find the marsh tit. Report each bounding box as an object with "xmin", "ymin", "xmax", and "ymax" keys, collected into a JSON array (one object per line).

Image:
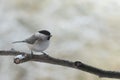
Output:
[{"xmin": 13, "ymin": 30, "xmax": 52, "ymax": 55}]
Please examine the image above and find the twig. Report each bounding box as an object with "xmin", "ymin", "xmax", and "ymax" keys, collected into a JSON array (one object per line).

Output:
[{"xmin": 0, "ymin": 50, "xmax": 120, "ymax": 79}]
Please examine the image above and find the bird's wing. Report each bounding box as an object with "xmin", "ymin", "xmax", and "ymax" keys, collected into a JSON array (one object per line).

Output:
[{"xmin": 25, "ymin": 35, "xmax": 42, "ymax": 44}]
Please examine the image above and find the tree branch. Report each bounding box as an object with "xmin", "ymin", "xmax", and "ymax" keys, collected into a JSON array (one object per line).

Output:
[{"xmin": 0, "ymin": 50, "xmax": 120, "ymax": 79}]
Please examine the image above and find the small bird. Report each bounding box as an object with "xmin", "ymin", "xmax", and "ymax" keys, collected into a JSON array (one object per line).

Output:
[{"xmin": 12, "ymin": 30, "xmax": 52, "ymax": 55}]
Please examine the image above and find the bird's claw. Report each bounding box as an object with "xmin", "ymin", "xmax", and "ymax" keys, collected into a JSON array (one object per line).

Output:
[{"xmin": 41, "ymin": 52, "xmax": 48, "ymax": 56}]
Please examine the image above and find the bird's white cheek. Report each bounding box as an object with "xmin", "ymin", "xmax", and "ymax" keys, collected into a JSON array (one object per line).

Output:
[{"xmin": 34, "ymin": 32, "xmax": 40, "ymax": 37}]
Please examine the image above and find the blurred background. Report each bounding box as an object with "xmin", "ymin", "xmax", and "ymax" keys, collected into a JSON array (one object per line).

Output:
[{"xmin": 0, "ymin": 0, "xmax": 120, "ymax": 80}]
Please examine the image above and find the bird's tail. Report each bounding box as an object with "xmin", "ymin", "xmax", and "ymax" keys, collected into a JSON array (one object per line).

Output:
[{"xmin": 12, "ymin": 41, "xmax": 26, "ymax": 44}]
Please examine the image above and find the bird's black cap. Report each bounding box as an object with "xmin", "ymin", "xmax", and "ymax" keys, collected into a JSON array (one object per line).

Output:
[{"xmin": 38, "ymin": 30, "xmax": 51, "ymax": 36}]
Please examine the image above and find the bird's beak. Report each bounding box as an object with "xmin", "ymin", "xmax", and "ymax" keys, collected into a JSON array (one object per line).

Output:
[{"xmin": 50, "ymin": 35, "xmax": 52, "ymax": 37}]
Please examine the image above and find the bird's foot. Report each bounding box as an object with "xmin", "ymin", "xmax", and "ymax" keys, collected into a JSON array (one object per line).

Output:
[
  {"xmin": 41, "ymin": 52, "xmax": 48, "ymax": 56},
  {"xmin": 10, "ymin": 48, "xmax": 16, "ymax": 51}
]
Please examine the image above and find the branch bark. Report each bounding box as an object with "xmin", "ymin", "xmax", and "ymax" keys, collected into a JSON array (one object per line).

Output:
[{"xmin": 0, "ymin": 50, "xmax": 120, "ymax": 79}]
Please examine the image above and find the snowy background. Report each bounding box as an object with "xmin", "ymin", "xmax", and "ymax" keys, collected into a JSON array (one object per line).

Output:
[{"xmin": 0, "ymin": 0, "xmax": 120, "ymax": 80}]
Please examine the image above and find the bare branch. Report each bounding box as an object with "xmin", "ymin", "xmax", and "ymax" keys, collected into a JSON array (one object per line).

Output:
[{"xmin": 0, "ymin": 50, "xmax": 120, "ymax": 79}]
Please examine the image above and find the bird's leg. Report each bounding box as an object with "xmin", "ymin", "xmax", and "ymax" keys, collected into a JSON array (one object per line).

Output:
[{"xmin": 30, "ymin": 50, "xmax": 33, "ymax": 58}]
